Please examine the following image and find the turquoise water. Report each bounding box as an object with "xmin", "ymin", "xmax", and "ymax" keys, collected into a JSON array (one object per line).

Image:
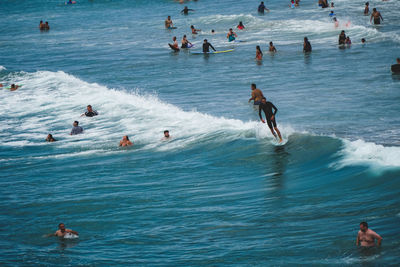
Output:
[{"xmin": 1, "ymin": 0, "xmax": 400, "ymax": 265}]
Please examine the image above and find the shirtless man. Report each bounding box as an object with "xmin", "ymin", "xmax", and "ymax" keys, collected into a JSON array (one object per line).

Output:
[
  {"xmin": 269, "ymin": 41, "xmax": 277, "ymax": 52},
  {"xmin": 169, "ymin": 36, "xmax": 180, "ymax": 51},
  {"xmin": 356, "ymin": 222, "xmax": 382, "ymax": 247},
  {"xmin": 53, "ymin": 223, "xmax": 78, "ymax": 237},
  {"xmin": 370, "ymin": 8, "xmax": 383, "ymax": 25},
  {"xmin": 248, "ymin": 83, "xmax": 264, "ymax": 105},
  {"xmin": 165, "ymin": 16, "xmax": 174, "ymax": 29},
  {"xmin": 162, "ymin": 130, "xmax": 171, "ymax": 141},
  {"xmin": 119, "ymin": 135, "xmax": 133, "ymax": 147},
  {"xmin": 364, "ymin": 2, "xmax": 369, "ymax": 15}
]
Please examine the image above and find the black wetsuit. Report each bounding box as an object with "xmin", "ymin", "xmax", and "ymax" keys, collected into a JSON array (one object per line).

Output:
[
  {"xmin": 203, "ymin": 42, "xmax": 216, "ymax": 53},
  {"xmin": 338, "ymin": 34, "xmax": 346, "ymax": 45},
  {"xmin": 258, "ymin": 4, "xmax": 266, "ymax": 13},
  {"xmin": 304, "ymin": 41, "xmax": 312, "ymax": 52},
  {"xmin": 85, "ymin": 110, "xmax": 98, "ymax": 117},
  {"xmin": 181, "ymin": 8, "xmax": 194, "ymax": 15},
  {"xmin": 259, "ymin": 101, "xmax": 278, "ymax": 129}
]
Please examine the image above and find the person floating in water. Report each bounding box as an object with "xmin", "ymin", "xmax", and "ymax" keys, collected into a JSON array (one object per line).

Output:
[
  {"xmin": 191, "ymin": 25, "xmax": 201, "ymax": 34},
  {"xmin": 269, "ymin": 41, "xmax": 277, "ymax": 52},
  {"xmin": 52, "ymin": 223, "xmax": 79, "ymax": 237},
  {"xmin": 165, "ymin": 16, "xmax": 174, "ymax": 29},
  {"xmin": 338, "ymin": 30, "xmax": 346, "ymax": 45},
  {"xmin": 227, "ymin": 28, "xmax": 237, "ymax": 42},
  {"xmin": 258, "ymin": 1, "xmax": 270, "ymax": 14},
  {"xmin": 202, "ymin": 39, "xmax": 216, "ymax": 53},
  {"xmin": 259, "ymin": 97, "xmax": 283, "ymax": 143},
  {"xmin": 237, "ymin": 21, "xmax": 245, "ymax": 30},
  {"xmin": 370, "ymin": 8, "xmax": 383, "ymax": 25},
  {"xmin": 169, "ymin": 36, "xmax": 180, "ymax": 51},
  {"xmin": 81, "ymin": 105, "xmax": 98, "ymax": 117},
  {"xmin": 181, "ymin": 35, "xmax": 192, "ymax": 48},
  {"xmin": 356, "ymin": 222, "xmax": 382, "ymax": 247},
  {"xmin": 181, "ymin": 6, "xmax": 194, "ymax": 15},
  {"xmin": 70, "ymin": 121, "xmax": 83, "ymax": 135},
  {"xmin": 248, "ymin": 83, "xmax": 264, "ymax": 105},
  {"xmin": 162, "ymin": 130, "xmax": 171, "ymax": 141},
  {"xmin": 119, "ymin": 135, "xmax": 133, "ymax": 146},
  {"xmin": 364, "ymin": 2, "xmax": 369, "ymax": 15},
  {"xmin": 256, "ymin": 46, "xmax": 263, "ymax": 60},
  {"xmin": 46, "ymin": 134, "xmax": 57, "ymax": 142},
  {"xmin": 303, "ymin": 37, "xmax": 312, "ymax": 52}
]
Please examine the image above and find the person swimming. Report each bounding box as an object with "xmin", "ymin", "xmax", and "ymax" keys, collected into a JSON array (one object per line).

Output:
[
  {"xmin": 191, "ymin": 25, "xmax": 201, "ymax": 34},
  {"xmin": 269, "ymin": 41, "xmax": 277, "ymax": 52},
  {"xmin": 370, "ymin": 8, "xmax": 383, "ymax": 25},
  {"xmin": 9, "ymin": 84, "xmax": 20, "ymax": 91},
  {"xmin": 364, "ymin": 2, "xmax": 369, "ymax": 15},
  {"xmin": 70, "ymin": 121, "xmax": 83, "ymax": 135},
  {"xmin": 119, "ymin": 135, "xmax": 133, "ymax": 147},
  {"xmin": 181, "ymin": 6, "xmax": 194, "ymax": 15},
  {"xmin": 237, "ymin": 21, "xmax": 245, "ymax": 30},
  {"xmin": 165, "ymin": 16, "xmax": 174, "ymax": 29},
  {"xmin": 227, "ymin": 28, "xmax": 237, "ymax": 42},
  {"xmin": 81, "ymin": 105, "xmax": 98, "ymax": 117},
  {"xmin": 162, "ymin": 130, "xmax": 171, "ymax": 141},
  {"xmin": 169, "ymin": 36, "xmax": 180, "ymax": 51},
  {"xmin": 256, "ymin": 46, "xmax": 263, "ymax": 60},
  {"xmin": 202, "ymin": 39, "xmax": 216, "ymax": 53},
  {"xmin": 181, "ymin": 35, "xmax": 192, "ymax": 48},
  {"xmin": 46, "ymin": 134, "xmax": 57, "ymax": 142},
  {"xmin": 303, "ymin": 37, "xmax": 312, "ymax": 52},
  {"xmin": 338, "ymin": 30, "xmax": 346, "ymax": 45},
  {"xmin": 345, "ymin": 36, "xmax": 352, "ymax": 45},
  {"xmin": 51, "ymin": 223, "xmax": 79, "ymax": 238}
]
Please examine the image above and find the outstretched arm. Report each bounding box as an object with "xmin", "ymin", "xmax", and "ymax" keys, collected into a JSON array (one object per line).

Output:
[
  {"xmin": 356, "ymin": 233, "xmax": 360, "ymax": 246},
  {"xmin": 210, "ymin": 44, "xmax": 216, "ymax": 51}
]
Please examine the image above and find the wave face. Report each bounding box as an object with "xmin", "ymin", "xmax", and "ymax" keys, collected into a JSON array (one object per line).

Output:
[{"xmin": 1, "ymin": 0, "xmax": 400, "ymax": 265}]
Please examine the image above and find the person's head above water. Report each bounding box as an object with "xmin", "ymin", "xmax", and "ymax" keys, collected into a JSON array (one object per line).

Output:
[
  {"xmin": 164, "ymin": 130, "xmax": 170, "ymax": 138},
  {"xmin": 87, "ymin": 105, "xmax": 93, "ymax": 111},
  {"xmin": 173, "ymin": 36, "xmax": 177, "ymax": 41},
  {"xmin": 269, "ymin": 41, "xmax": 273, "ymax": 45},
  {"xmin": 304, "ymin": 37, "xmax": 308, "ymax": 42},
  {"xmin": 211, "ymin": 29, "xmax": 215, "ymax": 33},
  {"xmin": 167, "ymin": 16, "xmax": 171, "ymax": 19},
  {"xmin": 361, "ymin": 38, "xmax": 366, "ymax": 43},
  {"xmin": 11, "ymin": 84, "xmax": 15, "ymax": 88},
  {"xmin": 365, "ymin": 2, "xmax": 369, "ymax": 6},
  {"xmin": 251, "ymin": 83, "xmax": 256, "ymax": 90},
  {"xmin": 58, "ymin": 223, "xmax": 66, "ymax": 232},
  {"xmin": 73, "ymin": 121, "xmax": 79, "ymax": 126},
  {"xmin": 239, "ymin": 21, "xmax": 243, "ymax": 26},
  {"xmin": 123, "ymin": 135, "xmax": 130, "ymax": 141},
  {"xmin": 359, "ymin": 222, "xmax": 368, "ymax": 232},
  {"xmin": 261, "ymin": 97, "xmax": 267, "ymax": 104},
  {"xmin": 256, "ymin": 45, "xmax": 260, "ymax": 50}
]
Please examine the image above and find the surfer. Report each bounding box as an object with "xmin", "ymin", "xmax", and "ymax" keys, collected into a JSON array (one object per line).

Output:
[
  {"xmin": 202, "ymin": 39, "xmax": 216, "ymax": 53},
  {"xmin": 162, "ymin": 130, "xmax": 171, "ymax": 141},
  {"xmin": 370, "ymin": 8, "xmax": 383, "ymax": 25},
  {"xmin": 237, "ymin": 21, "xmax": 245, "ymax": 30},
  {"xmin": 259, "ymin": 97, "xmax": 283, "ymax": 143},
  {"xmin": 364, "ymin": 2, "xmax": 369, "ymax": 15},
  {"xmin": 256, "ymin": 46, "xmax": 263, "ymax": 60},
  {"xmin": 70, "ymin": 121, "xmax": 83, "ymax": 135},
  {"xmin": 46, "ymin": 134, "xmax": 57, "ymax": 142},
  {"xmin": 191, "ymin": 25, "xmax": 201, "ymax": 34},
  {"xmin": 181, "ymin": 35, "xmax": 192, "ymax": 48},
  {"xmin": 169, "ymin": 36, "xmax": 180, "ymax": 51},
  {"xmin": 52, "ymin": 223, "xmax": 79, "ymax": 237},
  {"xmin": 181, "ymin": 6, "xmax": 194, "ymax": 15},
  {"xmin": 81, "ymin": 105, "xmax": 98, "ymax": 117},
  {"xmin": 9, "ymin": 84, "xmax": 20, "ymax": 91},
  {"xmin": 227, "ymin": 28, "xmax": 237, "ymax": 42},
  {"xmin": 165, "ymin": 16, "xmax": 174, "ymax": 29},
  {"xmin": 258, "ymin": 1, "xmax": 270, "ymax": 14},
  {"xmin": 356, "ymin": 222, "xmax": 382, "ymax": 247},
  {"xmin": 338, "ymin": 30, "xmax": 346, "ymax": 45},
  {"xmin": 303, "ymin": 37, "xmax": 312, "ymax": 53},
  {"xmin": 269, "ymin": 41, "xmax": 277, "ymax": 52},
  {"xmin": 119, "ymin": 135, "xmax": 133, "ymax": 147},
  {"xmin": 248, "ymin": 83, "xmax": 264, "ymax": 105}
]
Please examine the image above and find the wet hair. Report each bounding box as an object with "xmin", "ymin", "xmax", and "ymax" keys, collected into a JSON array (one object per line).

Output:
[
  {"xmin": 164, "ymin": 130, "xmax": 169, "ymax": 133},
  {"xmin": 183, "ymin": 35, "xmax": 186, "ymax": 38},
  {"xmin": 365, "ymin": 2, "xmax": 369, "ymax": 5},
  {"xmin": 269, "ymin": 41, "xmax": 273, "ymax": 45},
  {"xmin": 87, "ymin": 105, "xmax": 92, "ymax": 108},
  {"xmin": 360, "ymin": 222, "xmax": 368, "ymax": 228},
  {"xmin": 373, "ymin": 8, "xmax": 376, "ymax": 12},
  {"xmin": 191, "ymin": 25, "xmax": 194, "ymax": 28},
  {"xmin": 204, "ymin": 39, "xmax": 207, "ymax": 42},
  {"xmin": 304, "ymin": 37, "xmax": 308, "ymax": 41},
  {"xmin": 256, "ymin": 45, "xmax": 260, "ymax": 50},
  {"xmin": 125, "ymin": 136, "xmax": 130, "ymax": 141},
  {"xmin": 11, "ymin": 84, "xmax": 15, "ymax": 88},
  {"xmin": 74, "ymin": 121, "xmax": 79, "ymax": 125},
  {"xmin": 58, "ymin": 223, "xmax": 64, "ymax": 227},
  {"xmin": 262, "ymin": 97, "xmax": 266, "ymax": 100},
  {"xmin": 251, "ymin": 83, "xmax": 256, "ymax": 88},
  {"xmin": 229, "ymin": 28, "xmax": 233, "ymax": 31},
  {"xmin": 239, "ymin": 21, "xmax": 243, "ymax": 25},
  {"xmin": 361, "ymin": 38, "xmax": 366, "ymax": 42}
]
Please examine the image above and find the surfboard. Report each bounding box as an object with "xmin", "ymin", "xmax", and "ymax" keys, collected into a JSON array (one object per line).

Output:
[
  {"xmin": 391, "ymin": 64, "xmax": 400, "ymax": 74},
  {"xmin": 191, "ymin": 49, "xmax": 234, "ymax": 55},
  {"xmin": 3, "ymin": 85, "xmax": 22, "ymax": 89},
  {"xmin": 168, "ymin": 44, "xmax": 180, "ymax": 52},
  {"xmin": 63, "ymin": 233, "xmax": 79, "ymax": 239}
]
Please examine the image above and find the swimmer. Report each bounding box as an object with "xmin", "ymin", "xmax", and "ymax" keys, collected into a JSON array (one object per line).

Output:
[
  {"xmin": 52, "ymin": 223, "xmax": 79, "ymax": 237},
  {"xmin": 119, "ymin": 135, "xmax": 133, "ymax": 147},
  {"xmin": 9, "ymin": 84, "xmax": 20, "ymax": 91},
  {"xmin": 269, "ymin": 41, "xmax": 277, "ymax": 52},
  {"xmin": 181, "ymin": 6, "xmax": 194, "ymax": 15},
  {"xmin": 191, "ymin": 25, "xmax": 201, "ymax": 34},
  {"xmin": 248, "ymin": 83, "xmax": 264, "ymax": 105},
  {"xmin": 44, "ymin": 21, "xmax": 50, "ymax": 30},
  {"xmin": 165, "ymin": 16, "xmax": 174, "ymax": 29},
  {"xmin": 181, "ymin": 35, "xmax": 192, "ymax": 48},
  {"xmin": 227, "ymin": 28, "xmax": 237, "ymax": 42},
  {"xmin": 356, "ymin": 222, "xmax": 382, "ymax": 247},
  {"xmin": 258, "ymin": 1, "xmax": 270, "ymax": 14},
  {"xmin": 259, "ymin": 97, "xmax": 283, "ymax": 143},
  {"xmin": 70, "ymin": 121, "xmax": 83, "ymax": 135},
  {"xmin": 81, "ymin": 105, "xmax": 98, "ymax": 117},
  {"xmin": 333, "ymin": 17, "xmax": 339, "ymax": 27},
  {"xmin": 39, "ymin": 20, "xmax": 44, "ymax": 29},
  {"xmin": 169, "ymin": 36, "xmax": 180, "ymax": 51},
  {"xmin": 237, "ymin": 21, "xmax": 245, "ymax": 30},
  {"xmin": 338, "ymin": 30, "xmax": 346, "ymax": 45},
  {"xmin": 211, "ymin": 29, "xmax": 215, "ymax": 34},
  {"xmin": 303, "ymin": 37, "xmax": 312, "ymax": 53},
  {"xmin": 364, "ymin": 2, "xmax": 369, "ymax": 15},
  {"xmin": 162, "ymin": 130, "xmax": 171, "ymax": 141},
  {"xmin": 256, "ymin": 46, "xmax": 263, "ymax": 60},
  {"xmin": 202, "ymin": 39, "xmax": 216, "ymax": 53},
  {"xmin": 46, "ymin": 134, "xmax": 57, "ymax": 142},
  {"xmin": 370, "ymin": 8, "xmax": 383, "ymax": 25},
  {"xmin": 361, "ymin": 38, "xmax": 366, "ymax": 44},
  {"xmin": 345, "ymin": 36, "xmax": 352, "ymax": 45}
]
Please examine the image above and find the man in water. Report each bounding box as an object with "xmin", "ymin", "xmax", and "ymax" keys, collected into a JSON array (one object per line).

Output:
[
  {"xmin": 70, "ymin": 121, "xmax": 83, "ymax": 135},
  {"xmin": 303, "ymin": 37, "xmax": 312, "ymax": 53},
  {"xmin": 81, "ymin": 105, "xmax": 98, "ymax": 117},
  {"xmin": 258, "ymin": 1, "xmax": 269, "ymax": 14},
  {"xmin": 202, "ymin": 39, "xmax": 216, "ymax": 53},
  {"xmin": 269, "ymin": 41, "xmax": 277, "ymax": 52},
  {"xmin": 227, "ymin": 28, "xmax": 238, "ymax": 42},
  {"xmin": 259, "ymin": 97, "xmax": 283, "ymax": 142},
  {"xmin": 53, "ymin": 223, "xmax": 79, "ymax": 237},
  {"xmin": 370, "ymin": 8, "xmax": 383, "ymax": 25},
  {"xmin": 181, "ymin": 6, "xmax": 194, "ymax": 15},
  {"xmin": 162, "ymin": 130, "xmax": 171, "ymax": 141},
  {"xmin": 10, "ymin": 84, "xmax": 20, "ymax": 91},
  {"xmin": 119, "ymin": 135, "xmax": 133, "ymax": 146},
  {"xmin": 356, "ymin": 222, "xmax": 382, "ymax": 247},
  {"xmin": 46, "ymin": 134, "xmax": 56, "ymax": 142},
  {"xmin": 364, "ymin": 2, "xmax": 369, "ymax": 15},
  {"xmin": 338, "ymin": 30, "xmax": 346, "ymax": 45},
  {"xmin": 165, "ymin": 16, "xmax": 174, "ymax": 29},
  {"xmin": 248, "ymin": 83, "xmax": 264, "ymax": 105},
  {"xmin": 169, "ymin": 36, "xmax": 180, "ymax": 51}
]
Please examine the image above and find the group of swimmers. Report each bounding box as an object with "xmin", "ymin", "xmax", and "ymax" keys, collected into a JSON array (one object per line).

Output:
[
  {"xmin": 39, "ymin": 20, "xmax": 50, "ymax": 31},
  {"xmin": 45, "ymin": 105, "xmax": 172, "ymax": 146}
]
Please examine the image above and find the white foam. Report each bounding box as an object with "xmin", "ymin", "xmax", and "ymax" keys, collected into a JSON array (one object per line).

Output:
[{"xmin": 0, "ymin": 66, "xmax": 6, "ymax": 71}]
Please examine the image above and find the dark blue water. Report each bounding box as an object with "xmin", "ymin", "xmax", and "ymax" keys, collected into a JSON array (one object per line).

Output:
[{"xmin": 1, "ymin": 0, "xmax": 399, "ymax": 265}]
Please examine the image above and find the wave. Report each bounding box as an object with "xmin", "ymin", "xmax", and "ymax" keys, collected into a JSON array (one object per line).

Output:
[
  {"xmin": 0, "ymin": 70, "xmax": 399, "ymax": 170},
  {"xmin": 0, "ymin": 66, "xmax": 6, "ymax": 71}
]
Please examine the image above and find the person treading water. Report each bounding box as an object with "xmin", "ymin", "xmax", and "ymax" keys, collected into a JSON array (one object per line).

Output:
[
  {"xmin": 162, "ymin": 130, "xmax": 171, "ymax": 141},
  {"xmin": 181, "ymin": 6, "xmax": 194, "ymax": 15},
  {"xmin": 81, "ymin": 105, "xmax": 98, "ymax": 117},
  {"xmin": 202, "ymin": 39, "xmax": 216, "ymax": 53},
  {"xmin": 70, "ymin": 121, "xmax": 83, "ymax": 135},
  {"xmin": 259, "ymin": 97, "xmax": 283, "ymax": 143},
  {"xmin": 119, "ymin": 135, "xmax": 133, "ymax": 147},
  {"xmin": 51, "ymin": 223, "xmax": 79, "ymax": 238}
]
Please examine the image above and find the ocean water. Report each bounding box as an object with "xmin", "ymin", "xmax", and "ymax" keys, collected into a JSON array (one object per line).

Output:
[{"xmin": 1, "ymin": 0, "xmax": 400, "ymax": 265}]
